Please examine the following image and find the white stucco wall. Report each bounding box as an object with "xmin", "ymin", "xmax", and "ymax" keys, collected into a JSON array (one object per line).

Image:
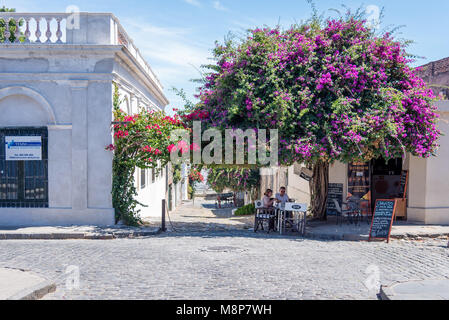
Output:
[
  {"xmin": 408, "ymin": 101, "xmax": 449, "ymax": 225},
  {"xmin": 284, "ymin": 161, "xmax": 347, "ymax": 206},
  {"xmin": 0, "ymin": 51, "xmax": 167, "ymax": 226},
  {"xmin": 135, "ymin": 167, "xmax": 167, "ymax": 218},
  {"xmin": 0, "ymin": 13, "xmax": 169, "ymax": 227},
  {"xmin": 0, "ymin": 79, "xmax": 115, "ymax": 226}
]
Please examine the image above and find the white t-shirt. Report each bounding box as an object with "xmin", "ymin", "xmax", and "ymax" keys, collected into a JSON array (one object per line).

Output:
[{"xmin": 275, "ymin": 193, "xmax": 289, "ymax": 204}]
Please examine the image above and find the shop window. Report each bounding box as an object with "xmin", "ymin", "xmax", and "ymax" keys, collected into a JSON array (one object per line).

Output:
[{"xmin": 0, "ymin": 127, "xmax": 48, "ymax": 208}]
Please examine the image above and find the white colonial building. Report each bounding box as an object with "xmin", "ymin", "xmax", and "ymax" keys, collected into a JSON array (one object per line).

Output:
[{"xmin": 0, "ymin": 12, "xmax": 185, "ymax": 226}]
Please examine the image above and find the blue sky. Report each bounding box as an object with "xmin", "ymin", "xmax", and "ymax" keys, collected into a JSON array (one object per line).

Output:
[{"xmin": 3, "ymin": 0, "xmax": 449, "ymax": 113}]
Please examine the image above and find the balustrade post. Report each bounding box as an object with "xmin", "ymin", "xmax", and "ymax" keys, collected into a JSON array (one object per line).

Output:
[
  {"xmin": 35, "ymin": 17, "xmax": 42, "ymax": 43},
  {"xmin": 24, "ymin": 17, "xmax": 31, "ymax": 43},
  {"xmin": 13, "ymin": 18, "xmax": 21, "ymax": 43},
  {"xmin": 4, "ymin": 18, "xmax": 11, "ymax": 43},
  {"xmin": 56, "ymin": 18, "xmax": 63, "ymax": 43},
  {"xmin": 45, "ymin": 17, "xmax": 52, "ymax": 43}
]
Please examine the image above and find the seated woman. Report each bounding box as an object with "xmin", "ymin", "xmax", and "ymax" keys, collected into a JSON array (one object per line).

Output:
[
  {"xmin": 262, "ymin": 189, "xmax": 275, "ymax": 208},
  {"xmin": 261, "ymin": 189, "xmax": 276, "ymax": 231}
]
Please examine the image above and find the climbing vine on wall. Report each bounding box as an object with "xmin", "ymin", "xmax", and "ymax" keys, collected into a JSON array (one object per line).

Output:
[{"xmin": 108, "ymin": 84, "xmax": 185, "ymax": 225}]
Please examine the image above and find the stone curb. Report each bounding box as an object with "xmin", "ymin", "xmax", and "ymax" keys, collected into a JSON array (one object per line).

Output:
[
  {"xmin": 6, "ymin": 280, "xmax": 56, "ymax": 300},
  {"xmin": 379, "ymin": 279, "xmax": 449, "ymax": 300},
  {"xmin": 0, "ymin": 228, "xmax": 161, "ymax": 240},
  {"xmin": 304, "ymin": 231, "xmax": 449, "ymax": 242},
  {"xmin": 304, "ymin": 231, "xmax": 369, "ymax": 241}
]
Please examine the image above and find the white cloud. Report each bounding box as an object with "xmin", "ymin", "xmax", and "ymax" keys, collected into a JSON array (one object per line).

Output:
[
  {"xmin": 120, "ymin": 18, "xmax": 213, "ymax": 108},
  {"xmin": 212, "ymin": 1, "xmax": 229, "ymax": 12},
  {"xmin": 183, "ymin": 0, "xmax": 201, "ymax": 7}
]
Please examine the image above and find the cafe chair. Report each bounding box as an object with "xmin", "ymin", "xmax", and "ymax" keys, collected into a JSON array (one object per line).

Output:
[
  {"xmin": 359, "ymin": 199, "xmax": 372, "ymax": 224},
  {"xmin": 332, "ymin": 199, "xmax": 360, "ymax": 225},
  {"xmin": 254, "ymin": 200, "xmax": 276, "ymax": 233}
]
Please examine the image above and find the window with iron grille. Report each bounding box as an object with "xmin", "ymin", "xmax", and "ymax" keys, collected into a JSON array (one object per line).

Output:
[{"xmin": 0, "ymin": 127, "xmax": 49, "ymax": 208}]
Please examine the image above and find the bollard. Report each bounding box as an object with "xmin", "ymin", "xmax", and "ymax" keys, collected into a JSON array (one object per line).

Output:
[{"xmin": 161, "ymin": 199, "xmax": 167, "ymax": 232}]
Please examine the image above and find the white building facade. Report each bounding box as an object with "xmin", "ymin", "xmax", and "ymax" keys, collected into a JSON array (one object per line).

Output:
[{"xmin": 0, "ymin": 12, "xmax": 178, "ymax": 226}]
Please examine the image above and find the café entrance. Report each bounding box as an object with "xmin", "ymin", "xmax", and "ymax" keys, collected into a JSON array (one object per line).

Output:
[
  {"xmin": 347, "ymin": 158, "xmax": 408, "ymax": 220},
  {"xmin": 371, "ymin": 158, "xmax": 403, "ymax": 205}
]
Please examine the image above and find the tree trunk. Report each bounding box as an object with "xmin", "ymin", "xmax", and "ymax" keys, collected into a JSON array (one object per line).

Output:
[{"xmin": 310, "ymin": 161, "xmax": 329, "ymax": 221}]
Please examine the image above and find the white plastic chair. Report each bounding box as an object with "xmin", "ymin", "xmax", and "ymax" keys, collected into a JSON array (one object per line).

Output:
[{"xmin": 254, "ymin": 200, "xmax": 276, "ymax": 233}]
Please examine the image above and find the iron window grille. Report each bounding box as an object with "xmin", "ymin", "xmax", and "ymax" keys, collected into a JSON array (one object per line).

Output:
[{"xmin": 0, "ymin": 127, "xmax": 49, "ymax": 208}]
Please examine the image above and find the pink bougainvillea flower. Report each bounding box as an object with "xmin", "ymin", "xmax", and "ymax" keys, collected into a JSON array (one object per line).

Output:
[
  {"xmin": 177, "ymin": 140, "xmax": 189, "ymax": 154},
  {"xmin": 190, "ymin": 143, "xmax": 201, "ymax": 151},
  {"xmin": 167, "ymin": 144, "xmax": 178, "ymax": 153}
]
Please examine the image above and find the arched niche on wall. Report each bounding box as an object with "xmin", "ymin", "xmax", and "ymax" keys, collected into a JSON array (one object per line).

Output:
[{"xmin": 0, "ymin": 86, "xmax": 56, "ymax": 127}]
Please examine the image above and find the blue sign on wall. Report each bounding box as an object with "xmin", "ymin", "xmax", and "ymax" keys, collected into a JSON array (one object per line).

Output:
[{"xmin": 5, "ymin": 136, "xmax": 42, "ymax": 161}]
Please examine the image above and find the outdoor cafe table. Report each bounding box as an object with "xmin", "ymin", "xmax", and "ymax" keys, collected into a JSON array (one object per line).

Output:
[{"xmin": 275, "ymin": 202, "xmax": 307, "ymax": 235}]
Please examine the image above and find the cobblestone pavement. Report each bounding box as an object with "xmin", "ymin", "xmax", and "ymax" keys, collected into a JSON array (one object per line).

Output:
[
  {"xmin": 0, "ymin": 232, "xmax": 448, "ymax": 300},
  {"xmin": 144, "ymin": 199, "xmax": 254, "ymax": 232}
]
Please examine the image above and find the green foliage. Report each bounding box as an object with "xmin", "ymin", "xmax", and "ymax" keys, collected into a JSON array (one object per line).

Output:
[
  {"xmin": 187, "ymin": 167, "xmax": 204, "ymax": 199},
  {"xmin": 109, "ymin": 83, "xmax": 185, "ymax": 225},
  {"xmin": 172, "ymin": 163, "xmax": 182, "ymax": 185},
  {"xmin": 187, "ymin": 184, "xmax": 194, "ymax": 200},
  {"xmin": 207, "ymin": 168, "xmax": 260, "ymax": 195},
  {"xmin": 0, "ymin": 7, "xmax": 25, "ymax": 43},
  {"xmin": 234, "ymin": 203, "xmax": 255, "ymax": 216}
]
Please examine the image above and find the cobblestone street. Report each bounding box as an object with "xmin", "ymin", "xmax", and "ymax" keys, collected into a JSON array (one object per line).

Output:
[
  {"xmin": 0, "ymin": 229, "xmax": 448, "ymax": 300},
  {"xmin": 1, "ymin": 198, "xmax": 448, "ymax": 300},
  {"xmin": 144, "ymin": 199, "xmax": 254, "ymax": 232}
]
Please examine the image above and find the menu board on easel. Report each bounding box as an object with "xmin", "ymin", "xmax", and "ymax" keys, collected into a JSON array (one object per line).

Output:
[{"xmin": 369, "ymin": 199, "xmax": 397, "ymax": 243}]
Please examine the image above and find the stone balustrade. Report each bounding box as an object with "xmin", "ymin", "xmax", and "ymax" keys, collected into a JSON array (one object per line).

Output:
[
  {"xmin": 0, "ymin": 13, "xmax": 68, "ymax": 43},
  {"xmin": 0, "ymin": 12, "xmax": 163, "ymax": 90}
]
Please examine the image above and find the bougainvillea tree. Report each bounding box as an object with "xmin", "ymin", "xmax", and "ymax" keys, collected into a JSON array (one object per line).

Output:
[
  {"xmin": 207, "ymin": 168, "xmax": 260, "ymax": 201},
  {"xmin": 191, "ymin": 12, "xmax": 440, "ymax": 219},
  {"xmin": 109, "ymin": 86, "xmax": 185, "ymax": 225}
]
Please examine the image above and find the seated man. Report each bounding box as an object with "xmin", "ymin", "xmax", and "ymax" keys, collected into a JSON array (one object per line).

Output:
[
  {"xmin": 275, "ymin": 187, "xmax": 290, "ymax": 206},
  {"xmin": 276, "ymin": 187, "xmax": 294, "ymax": 226}
]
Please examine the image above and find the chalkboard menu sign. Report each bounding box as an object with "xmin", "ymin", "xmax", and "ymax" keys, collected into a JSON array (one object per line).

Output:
[
  {"xmin": 369, "ymin": 199, "xmax": 397, "ymax": 243},
  {"xmin": 398, "ymin": 170, "xmax": 409, "ymax": 199},
  {"xmin": 326, "ymin": 183, "xmax": 343, "ymax": 216}
]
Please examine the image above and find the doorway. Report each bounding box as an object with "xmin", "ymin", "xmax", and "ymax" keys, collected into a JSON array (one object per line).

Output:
[{"xmin": 370, "ymin": 158, "xmax": 403, "ymax": 207}]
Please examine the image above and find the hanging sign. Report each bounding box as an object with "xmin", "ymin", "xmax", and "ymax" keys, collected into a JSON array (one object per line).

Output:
[
  {"xmin": 5, "ymin": 136, "xmax": 42, "ymax": 161},
  {"xmin": 299, "ymin": 167, "xmax": 312, "ymax": 182},
  {"xmin": 369, "ymin": 199, "xmax": 397, "ymax": 243}
]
